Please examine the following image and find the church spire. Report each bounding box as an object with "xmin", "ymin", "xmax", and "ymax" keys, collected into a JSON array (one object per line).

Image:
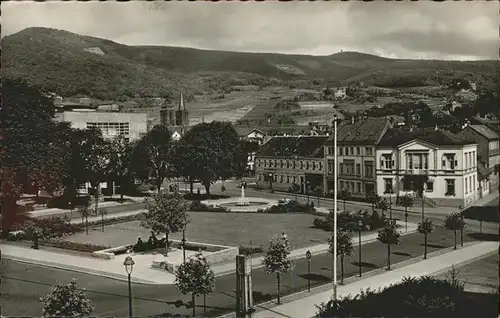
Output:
[{"xmin": 178, "ymin": 91, "xmax": 185, "ymax": 111}]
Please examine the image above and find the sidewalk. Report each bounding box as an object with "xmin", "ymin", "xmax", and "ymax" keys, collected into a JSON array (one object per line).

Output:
[
  {"xmin": 0, "ymin": 220, "xmax": 417, "ymax": 285},
  {"xmin": 250, "ymin": 241, "xmax": 499, "ymax": 318}
]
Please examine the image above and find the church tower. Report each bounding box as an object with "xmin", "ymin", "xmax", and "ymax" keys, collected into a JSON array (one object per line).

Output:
[{"xmin": 160, "ymin": 92, "xmax": 189, "ymax": 128}]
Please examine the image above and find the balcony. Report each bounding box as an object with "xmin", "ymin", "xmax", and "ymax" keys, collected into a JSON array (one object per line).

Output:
[{"xmin": 405, "ymin": 169, "xmax": 429, "ymax": 176}]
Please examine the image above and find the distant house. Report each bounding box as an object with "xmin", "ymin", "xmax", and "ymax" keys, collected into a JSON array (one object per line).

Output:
[
  {"xmin": 255, "ymin": 136, "xmax": 328, "ymax": 193},
  {"xmin": 235, "ymin": 127, "xmax": 266, "ymax": 145}
]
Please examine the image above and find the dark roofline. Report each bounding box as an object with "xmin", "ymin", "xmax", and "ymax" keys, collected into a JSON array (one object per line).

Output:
[{"xmin": 468, "ymin": 125, "xmax": 499, "ymax": 140}]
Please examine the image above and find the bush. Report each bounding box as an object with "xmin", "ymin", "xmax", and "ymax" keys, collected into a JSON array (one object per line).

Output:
[
  {"xmin": 313, "ymin": 210, "xmax": 385, "ymax": 232},
  {"xmin": 6, "ymin": 230, "xmax": 26, "ymax": 241},
  {"xmin": 263, "ymin": 201, "xmax": 315, "ymax": 214},
  {"xmin": 13, "ymin": 216, "xmax": 82, "ymax": 240},
  {"xmin": 190, "ymin": 201, "xmax": 228, "ymax": 212},
  {"xmin": 47, "ymin": 239, "xmax": 110, "ymax": 253},
  {"xmin": 239, "ymin": 244, "xmax": 264, "ymax": 256}
]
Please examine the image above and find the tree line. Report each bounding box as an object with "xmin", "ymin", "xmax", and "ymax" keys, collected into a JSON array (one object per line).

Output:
[{"xmin": 1, "ymin": 78, "xmax": 249, "ymax": 229}]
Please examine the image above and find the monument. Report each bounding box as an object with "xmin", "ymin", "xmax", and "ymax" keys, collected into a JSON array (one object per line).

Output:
[{"xmin": 236, "ymin": 254, "xmax": 253, "ymax": 317}]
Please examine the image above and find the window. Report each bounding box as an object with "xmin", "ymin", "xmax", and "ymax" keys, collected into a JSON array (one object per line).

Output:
[
  {"xmin": 445, "ymin": 179, "xmax": 455, "ymax": 196},
  {"xmin": 403, "ymin": 178, "xmax": 414, "ymax": 191},
  {"xmin": 340, "ymin": 181, "xmax": 344, "ymax": 190},
  {"xmin": 312, "ymin": 162, "xmax": 316, "ymax": 170},
  {"xmin": 384, "ymin": 178, "xmax": 393, "ymax": 192},
  {"xmin": 280, "ymin": 160, "xmax": 283, "ymax": 168},
  {"xmin": 426, "ymin": 181, "xmax": 434, "ymax": 192},
  {"xmin": 442, "ymin": 154, "xmax": 457, "ymax": 170},
  {"xmin": 258, "ymin": 174, "xmax": 262, "ymax": 181},
  {"xmin": 473, "ymin": 175, "xmax": 476, "ymax": 192},
  {"xmin": 356, "ymin": 182, "xmax": 362, "ymax": 194},
  {"xmin": 292, "ymin": 161, "xmax": 296, "ymax": 169},
  {"xmin": 345, "ymin": 147, "xmax": 349, "ymax": 156},
  {"xmin": 87, "ymin": 122, "xmax": 130, "ymax": 138},
  {"xmin": 319, "ymin": 162, "xmax": 323, "ymax": 171},
  {"xmin": 472, "ymin": 152, "xmax": 476, "ymax": 167},
  {"xmin": 365, "ymin": 147, "xmax": 373, "ymax": 156},
  {"xmin": 364, "ymin": 161, "xmax": 374, "ymax": 178},
  {"xmin": 350, "ymin": 147, "xmax": 354, "ymax": 155},
  {"xmin": 465, "ymin": 177, "xmax": 468, "ymax": 194},
  {"xmin": 356, "ymin": 147, "xmax": 361, "ymax": 156},
  {"xmin": 339, "ymin": 147, "xmax": 343, "ymax": 156},
  {"xmin": 293, "ymin": 176, "xmax": 297, "ymax": 183},
  {"xmin": 280, "ymin": 175, "xmax": 283, "ymax": 183},
  {"xmin": 300, "ymin": 161, "xmax": 304, "ymax": 169},
  {"xmin": 287, "ymin": 176, "xmax": 290, "ymax": 183},
  {"xmin": 264, "ymin": 160, "xmax": 267, "ymax": 167},
  {"xmin": 381, "ymin": 154, "xmax": 394, "ymax": 170},
  {"xmin": 306, "ymin": 161, "xmax": 310, "ymax": 170},
  {"xmin": 328, "ymin": 160, "xmax": 334, "ymax": 174},
  {"xmin": 356, "ymin": 163, "xmax": 361, "ymax": 176},
  {"xmin": 340, "ymin": 163, "xmax": 344, "ymax": 174}
]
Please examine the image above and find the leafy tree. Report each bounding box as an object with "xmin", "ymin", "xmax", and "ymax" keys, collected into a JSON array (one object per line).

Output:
[
  {"xmin": 328, "ymin": 230, "xmax": 354, "ymax": 284},
  {"xmin": 1, "ymin": 79, "xmax": 67, "ymax": 229},
  {"xmin": 40, "ymin": 279, "xmax": 93, "ymax": 317},
  {"xmin": 81, "ymin": 128, "xmax": 112, "ymax": 215},
  {"xmin": 262, "ymin": 235, "xmax": 294, "ymax": 304},
  {"xmin": 444, "ymin": 212, "xmax": 466, "ymax": 250},
  {"xmin": 403, "ymin": 175, "xmax": 428, "ymax": 220},
  {"xmin": 108, "ymin": 136, "xmax": 134, "ymax": 201},
  {"xmin": 417, "ymin": 218, "xmax": 434, "ymax": 259},
  {"xmin": 174, "ymin": 122, "xmax": 240, "ymax": 195},
  {"xmin": 337, "ymin": 188, "xmax": 351, "ymax": 212},
  {"xmin": 377, "ymin": 198, "xmax": 390, "ymax": 219},
  {"xmin": 141, "ymin": 191, "xmax": 189, "ymax": 256},
  {"xmin": 399, "ymin": 195, "xmax": 414, "ymax": 232},
  {"xmin": 315, "ymin": 276, "xmax": 494, "ymax": 318},
  {"xmin": 366, "ymin": 191, "xmax": 381, "ymax": 214},
  {"xmin": 175, "ymin": 252, "xmax": 216, "ymax": 317},
  {"xmin": 132, "ymin": 125, "xmax": 173, "ymax": 193},
  {"xmin": 377, "ymin": 221, "xmax": 401, "ymax": 270}
]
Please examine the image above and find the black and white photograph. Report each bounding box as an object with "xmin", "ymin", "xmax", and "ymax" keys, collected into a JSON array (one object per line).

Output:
[{"xmin": 1, "ymin": 1, "xmax": 499, "ymax": 317}]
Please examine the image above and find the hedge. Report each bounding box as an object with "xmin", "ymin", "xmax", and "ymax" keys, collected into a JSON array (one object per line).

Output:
[{"xmin": 190, "ymin": 200, "xmax": 228, "ymax": 212}]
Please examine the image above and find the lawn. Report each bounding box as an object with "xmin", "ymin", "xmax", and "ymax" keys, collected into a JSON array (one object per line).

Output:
[
  {"xmin": 65, "ymin": 212, "xmax": 331, "ymax": 250},
  {"xmin": 434, "ymin": 252, "xmax": 499, "ymax": 294}
]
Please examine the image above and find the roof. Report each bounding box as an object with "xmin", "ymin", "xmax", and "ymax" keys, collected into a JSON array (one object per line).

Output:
[
  {"xmin": 468, "ymin": 125, "xmax": 499, "ymax": 140},
  {"xmin": 325, "ymin": 117, "xmax": 390, "ymax": 145},
  {"xmin": 378, "ymin": 127, "xmax": 476, "ymax": 147},
  {"xmin": 256, "ymin": 136, "xmax": 329, "ymax": 158},
  {"xmin": 235, "ymin": 127, "xmax": 265, "ymax": 137}
]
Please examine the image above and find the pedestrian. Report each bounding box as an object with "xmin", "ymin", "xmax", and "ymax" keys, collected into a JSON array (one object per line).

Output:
[{"xmin": 32, "ymin": 230, "xmax": 39, "ymax": 250}]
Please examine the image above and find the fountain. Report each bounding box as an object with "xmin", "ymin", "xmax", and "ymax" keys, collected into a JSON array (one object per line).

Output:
[{"xmin": 237, "ymin": 182, "xmax": 250, "ymax": 206}]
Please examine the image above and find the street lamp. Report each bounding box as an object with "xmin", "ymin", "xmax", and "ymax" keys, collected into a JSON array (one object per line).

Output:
[
  {"xmin": 123, "ymin": 256, "xmax": 135, "ymax": 318},
  {"xmin": 182, "ymin": 223, "xmax": 187, "ymax": 263},
  {"xmin": 332, "ymin": 115, "xmax": 338, "ymax": 300},
  {"xmin": 357, "ymin": 220, "xmax": 362, "ymax": 277},
  {"xmin": 306, "ymin": 250, "xmax": 312, "ymax": 292}
]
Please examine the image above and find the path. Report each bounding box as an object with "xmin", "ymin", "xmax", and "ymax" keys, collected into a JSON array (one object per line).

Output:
[{"xmin": 248, "ymin": 241, "xmax": 498, "ymax": 318}]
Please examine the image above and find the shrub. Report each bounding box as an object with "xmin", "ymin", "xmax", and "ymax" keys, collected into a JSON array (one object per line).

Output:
[
  {"xmin": 6, "ymin": 230, "xmax": 26, "ymax": 241},
  {"xmin": 190, "ymin": 201, "xmax": 228, "ymax": 212},
  {"xmin": 263, "ymin": 201, "xmax": 315, "ymax": 214},
  {"xmin": 239, "ymin": 244, "xmax": 264, "ymax": 255},
  {"xmin": 313, "ymin": 218, "xmax": 330, "ymax": 230},
  {"xmin": 47, "ymin": 239, "xmax": 110, "ymax": 253}
]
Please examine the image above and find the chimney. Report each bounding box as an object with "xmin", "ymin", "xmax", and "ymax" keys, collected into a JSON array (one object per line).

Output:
[{"xmin": 434, "ymin": 124, "xmax": 439, "ymax": 131}]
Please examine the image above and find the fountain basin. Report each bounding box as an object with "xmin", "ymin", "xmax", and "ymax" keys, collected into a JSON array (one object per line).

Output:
[{"xmin": 201, "ymin": 197, "xmax": 279, "ymax": 212}]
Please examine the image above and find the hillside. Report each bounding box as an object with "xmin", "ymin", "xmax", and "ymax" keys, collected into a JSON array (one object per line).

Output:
[{"xmin": 2, "ymin": 27, "xmax": 499, "ymax": 101}]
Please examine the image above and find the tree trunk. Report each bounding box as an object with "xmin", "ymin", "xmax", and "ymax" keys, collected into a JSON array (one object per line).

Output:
[
  {"xmin": 424, "ymin": 233, "xmax": 428, "ymax": 259},
  {"xmin": 120, "ymin": 192, "xmax": 124, "ymax": 201},
  {"xmin": 190, "ymin": 180, "xmax": 194, "ymax": 194},
  {"xmin": 276, "ymin": 272, "xmax": 281, "ymax": 304},
  {"xmin": 453, "ymin": 230, "xmax": 457, "ymax": 250},
  {"xmin": 204, "ymin": 182, "xmax": 211, "ymax": 197},
  {"xmin": 94, "ymin": 183, "xmax": 100, "ymax": 216},
  {"xmin": 460, "ymin": 228, "xmax": 463, "ymax": 247},
  {"xmin": 85, "ymin": 214, "xmax": 89, "ymax": 235},
  {"xmin": 387, "ymin": 243, "xmax": 391, "ymax": 270},
  {"xmin": 404, "ymin": 210, "xmax": 408, "ymax": 232},
  {"xmin": 340, "ymin": 255, "xmax": 344, "ymax": 284},
  {"xmin": 101, "ymin": 214, "xmax": 104, "ymax": 232},
  {"xmin": 165, "ymin": 231, "xmax": 169, "ymax": 256},
  {"xmin": 203, "ymin": 294, "xmax": 206, "ymax": 313},
  {"xmin": 192, "ymin": 293, "xmax": 196, "ymax": 317}
]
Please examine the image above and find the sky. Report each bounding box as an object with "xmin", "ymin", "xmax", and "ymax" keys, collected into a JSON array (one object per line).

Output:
[{"xmin": 2, "ymin": 1, "xmax": 499, "ymax": 60}]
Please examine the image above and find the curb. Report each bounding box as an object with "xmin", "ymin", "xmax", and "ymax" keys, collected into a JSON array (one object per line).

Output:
[
  {"xmin": 217, "ymin": 240, "xmax": 484, "ymax": 318},
  {"xmin": 2, "ymin": 254, "xmax": 164, "ymax": 285}
]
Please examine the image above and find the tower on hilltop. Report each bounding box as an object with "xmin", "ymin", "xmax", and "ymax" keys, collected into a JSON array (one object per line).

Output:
[{"xmin": 160, "ymin": 92, "xmax": 189, "ymax": 128}]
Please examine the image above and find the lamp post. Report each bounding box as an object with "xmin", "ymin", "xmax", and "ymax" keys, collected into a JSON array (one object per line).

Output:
[
  {"xmin": 357, "ymin": 220, "xmax": 362, "ymax": 277},
  {"xmin": 123, "ymin": 256, "xmax": 135, "ymax": 318},
  {"xmin": 306, "ymin": 181, "xmax": 310, "ymax": 204},
  {"xmin": 182, "ymin": 226, "xmax": 187, "ymax": 263},
  {"xmin": 332, "ymin": 115, "xmax": 338, "ymax": 300},
  {"xmin": 306, "ymin": 250, "xmax": 312, "ymax": 292}
]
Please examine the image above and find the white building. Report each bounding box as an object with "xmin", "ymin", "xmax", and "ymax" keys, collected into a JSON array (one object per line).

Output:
[
  {"xmin": 376, "ymin": 127, "xmax": 479, "ymax": 207},
  {"xmin": 55, "ymin": 110, "xmax": 148, "ymax": 142}
]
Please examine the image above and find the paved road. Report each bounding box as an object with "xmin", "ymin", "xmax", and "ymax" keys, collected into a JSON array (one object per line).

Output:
[{"xmin": 0, "ymin": 228, "xmax": 482, "ymax": 317}]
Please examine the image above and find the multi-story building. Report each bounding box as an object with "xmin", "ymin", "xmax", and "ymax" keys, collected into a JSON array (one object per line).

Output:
[
  {"xmin": 55, "ymin": 110, "xmax": 148, "ymax": 142},
  {"xmin": 376, "ymin": 127, "xmax": 478, "ymax": 207},
  {"xmin": 255, "ymin": 136, "xmax": 328, "ymax": 193},
  {"xmin": 323, "ymin": 117, "xmax": 392, "ymax": 198},
  {"xmin": 457, "ymin": 124, "xmax": 499, "ymax": 194}
]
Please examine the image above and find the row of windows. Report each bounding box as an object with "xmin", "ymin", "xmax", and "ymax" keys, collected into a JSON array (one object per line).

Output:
[
  {"xmin": 258, "ymin": 173, "xmax": 298, "ymax": 184},
  {"xmin": 464, "ymin": 151, "xmax": 476, "ymax": 170},
  {"xmin": 383, "ymin": 177, "xmax": 477, "ymax": 197},
  {"xmin": 340, "ymin": 180, "xmax": 363, "ymax": 194},
  {"xmin": 257, "ymin": 159, "xmax": 323, "ymax": 171},
  {"xmin": 327, "ymin": 160, "xmax": 375, "ymax": 178},
  {"xmin": 87, "ymin": 122, "xmax": 130, "ymax": 137},
  {"xmin": 465, "ymin": 175, "xmax": 476, "ymax": 195},
  {"xmin": 380, "ymin": 153, "xmax": 477, "ymax": 171},
  {"xmin": 327, "ymin": 146, "xmax": 374, "ymax": 157}
]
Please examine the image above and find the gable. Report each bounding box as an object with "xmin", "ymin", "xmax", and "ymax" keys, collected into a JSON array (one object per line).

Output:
[{"xmin": 398, "ymin": 139, "xmax": 437, "ymax": 151}]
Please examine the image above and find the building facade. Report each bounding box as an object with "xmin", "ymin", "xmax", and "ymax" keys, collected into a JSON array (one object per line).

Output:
[
  {"xmin": 457, "ymin": 124, "xmax": 499, "ymax": 193},
  {"xmin": 324, "ymin": 117, "xmax": 392, "ymax": 198},
  {"xmin": 55, "ymin": 111, "xmax": 148, "ymax": 142},
  {"xmin": 376, "ymin": 128, "xmax": 479, "ymax": 207},
  {"xmin": 255, "ymin": 136, "xmax": 328, "ymax": 193}
]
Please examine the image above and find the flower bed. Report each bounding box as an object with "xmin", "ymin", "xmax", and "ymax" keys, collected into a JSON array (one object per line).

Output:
[{"xmin": 257, "ymin": 200, "xmax": 316, "ymax": 214}]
